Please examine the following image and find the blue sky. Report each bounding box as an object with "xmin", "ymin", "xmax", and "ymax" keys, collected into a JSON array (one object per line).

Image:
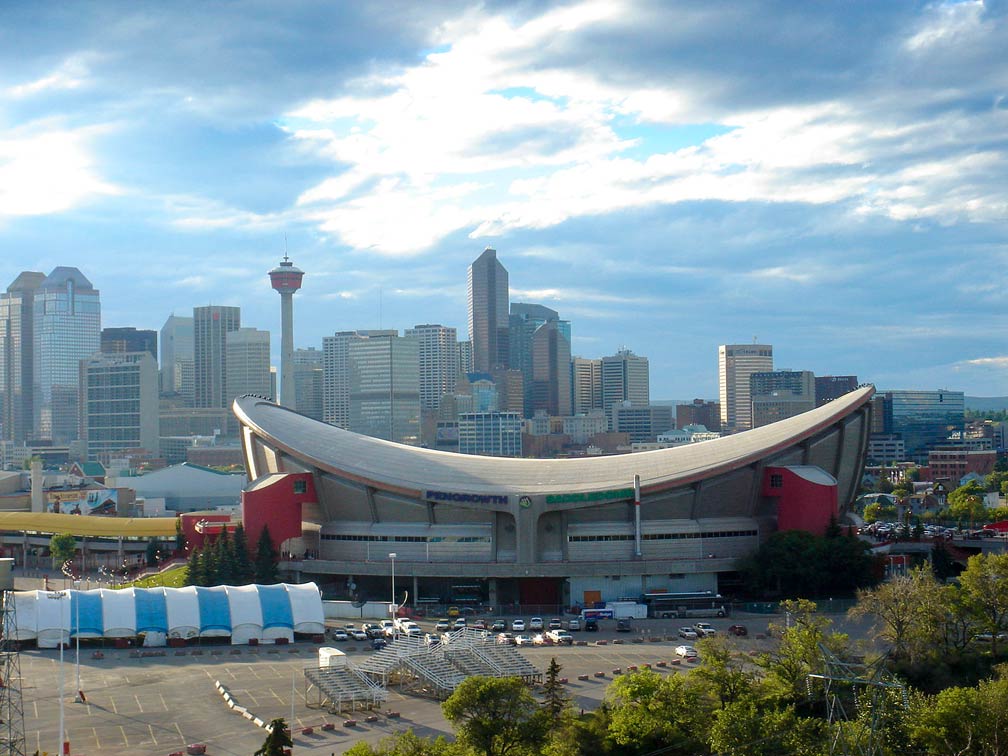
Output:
[{"xmin": 1, "ymin": 1, "xmax": 1006, "ymax": 399}]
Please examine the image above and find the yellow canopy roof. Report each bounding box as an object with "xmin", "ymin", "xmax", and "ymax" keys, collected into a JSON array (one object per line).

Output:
[{"xmin": 0, "ymin": 512, "xmax": 178, "ymax": 537}]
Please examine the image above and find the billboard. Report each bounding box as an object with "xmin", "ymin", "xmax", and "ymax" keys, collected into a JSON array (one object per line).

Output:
[{"xmin": 46, "ymin": 488, "xmax": 118, "ymax": 516}]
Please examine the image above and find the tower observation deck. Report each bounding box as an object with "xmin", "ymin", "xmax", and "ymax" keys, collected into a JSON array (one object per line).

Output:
[{"xmin": 269, "ymin": 255, "xmax": 304, "ymax": 409}]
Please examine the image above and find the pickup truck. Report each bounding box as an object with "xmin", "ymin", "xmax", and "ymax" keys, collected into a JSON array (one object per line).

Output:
[
  {"xmin": 545, "ymin": 629, "xmax": 574, "ymax": 645},
  {"xmin": 693, "ymin": 622, "xmax": 717, "ymax": 637}
]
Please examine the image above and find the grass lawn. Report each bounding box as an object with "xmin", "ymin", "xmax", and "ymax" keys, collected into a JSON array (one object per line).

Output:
[{"xmin": 128, "ymin": 565, "xmax": 188, "ymax": 588}]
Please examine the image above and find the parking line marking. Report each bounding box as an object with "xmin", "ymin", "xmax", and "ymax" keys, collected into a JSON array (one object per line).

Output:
[
  {"xmin": 135, "ymin": 694, "xmax": 143, "ymax": 712},
  {"xmin": 148, "ymin": 723, "xmax": 158, "ymax": 745},
  {"xmin": 175, "ymin": 722, "xmax": 185, "ymax": 743},
  {"xmin": 110, "ymin": 697, "xmax": 118, "ymax": 714},
  {"xmin": 159, "ymin": 692, "xmax": 168, "ymax": 711},
  {"xmin": 93, "ymin": 726, "xmax": 100, "ymax": 749},
  {"xmin": 119, "ymin": 725, "xmax": 129, "ymax": 746}
]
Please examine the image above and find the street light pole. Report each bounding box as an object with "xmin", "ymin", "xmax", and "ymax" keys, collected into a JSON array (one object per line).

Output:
[
  {"xmin": 74, "ymin": 579, "xmax": 82, "ymax": 702},
  {"xmin": 389, "ymin": 552, "xmax": 397, "ymax": 623},
  {"xmin": 53, "ymin": 590, "xmax": 68, "ymax": 756}
]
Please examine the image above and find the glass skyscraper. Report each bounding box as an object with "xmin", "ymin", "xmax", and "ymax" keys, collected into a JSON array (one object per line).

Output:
[
  {"xmin": 348, "ymin": 331, "xmax": 420, "ymax": 445},
  {"xmin": 467, "ymin": 247, "xmax": 509, "ymax": 373},
  {"xmin": 33, "ymin": 267, "xmax": 101, "ymax": 444},
  {"xmin": 193, "ymin": 305, "xmax": 240, "ymax": 410},
  {"xmin": 0, "ymin": 271, "xmax": 45, "ymax": 443}
]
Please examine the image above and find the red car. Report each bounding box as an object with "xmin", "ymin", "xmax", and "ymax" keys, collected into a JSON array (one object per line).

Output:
[{"xmin": 727, "ymin": 624, "xmax": 748, "ymax": 637}]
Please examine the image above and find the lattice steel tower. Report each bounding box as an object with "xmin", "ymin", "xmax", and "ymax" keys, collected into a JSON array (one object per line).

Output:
[{"xmin": 0, "ymin": 591, "xmax": 26, "ymax": 756}]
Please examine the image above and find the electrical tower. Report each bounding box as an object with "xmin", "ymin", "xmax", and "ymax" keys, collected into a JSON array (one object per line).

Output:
[
  {"xmin": 0, "ymin": 591, "xmax": 26, "ymax": 756},
  {"xmin": 807, "ymin": 644, "xmax": 908, "ymax": 756}
]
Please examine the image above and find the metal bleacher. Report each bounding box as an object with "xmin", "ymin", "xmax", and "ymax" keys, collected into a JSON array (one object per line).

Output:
[
  {"xmin": 304, "ymin": 662, "xmax": 388, "ymax": 713},
  {"xmin": 353, "ymin": 628, "xmax": 542, "ymax": 699}
]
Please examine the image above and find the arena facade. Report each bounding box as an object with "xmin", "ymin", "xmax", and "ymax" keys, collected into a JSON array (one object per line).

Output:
[{"xmin": 233, "ymin": 386, "xmax": 874, "ymax": 608}]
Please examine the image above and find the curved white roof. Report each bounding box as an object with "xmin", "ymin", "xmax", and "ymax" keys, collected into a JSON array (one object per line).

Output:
[{"xmin": 234, "ymin": 386, "xmax": 874, "ymax": 496}]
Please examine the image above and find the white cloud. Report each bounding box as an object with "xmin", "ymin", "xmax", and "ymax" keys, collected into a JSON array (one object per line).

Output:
[
  {"xmin": 0, "ymin": 126, "xmax": 119, "ymax": 218},
  {"xmin": 5, "ymin": 55, "xmax": 94, "ymax": 98}
]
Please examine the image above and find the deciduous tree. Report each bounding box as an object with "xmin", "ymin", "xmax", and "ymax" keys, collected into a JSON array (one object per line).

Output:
[{"xmin": 441, "ymin": 676, "xmax": 547, "ymax": 756}]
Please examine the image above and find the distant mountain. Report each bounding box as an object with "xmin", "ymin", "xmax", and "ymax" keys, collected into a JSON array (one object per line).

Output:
[{"xmin": 965, "ymin": 397, "xmax": 1008, "ymax": 412}]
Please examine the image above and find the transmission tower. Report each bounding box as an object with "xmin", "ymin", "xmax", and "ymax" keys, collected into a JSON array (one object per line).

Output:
[
  {"xmin": 807, "ymin": 644, "xmax": 908, "ymax": 756},
  {"xmin": 0, "ymin": 591, "xmax": 26, "ymax": 756}
]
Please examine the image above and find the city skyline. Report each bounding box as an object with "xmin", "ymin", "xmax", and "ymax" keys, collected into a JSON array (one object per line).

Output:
[{"xmin": 2, "ymin": 3, "xmax": 1006, "ymax": 398}]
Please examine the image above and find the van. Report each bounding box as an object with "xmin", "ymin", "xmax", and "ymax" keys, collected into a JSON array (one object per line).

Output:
[
  {"xmin": 616, "ymin": 618, "xmax": 632, "ymax": 632},
  {"xmin": 584, "ymin": 618, "xmax": 599, "ymax": 632}
]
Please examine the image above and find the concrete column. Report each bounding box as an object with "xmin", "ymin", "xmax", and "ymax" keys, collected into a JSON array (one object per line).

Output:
[{"xmin": 412, "ymin": 575, "xmax": 419, "ymax": 608}]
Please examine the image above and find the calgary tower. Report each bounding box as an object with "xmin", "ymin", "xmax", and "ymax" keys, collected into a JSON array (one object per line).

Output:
[{"xmin": 269, "ymin": 254, "xmax": 304, "ymax": 408}]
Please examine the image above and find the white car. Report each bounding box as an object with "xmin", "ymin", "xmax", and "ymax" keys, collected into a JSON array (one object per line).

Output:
[
  {"xmin": 331, "ymin": 629, "xmax": 349, "ymax": 642},
  {"xmin": 678, "ymin": 627, "xmax": 698, "ymax": 640},
  {"xmin": 546, "ymin": 629, "xmax": 573, "ymax": 645},
  {"xmin": 529, "ymin": 617, "xmax": 544, "ymax": 631},
  {"xmin": 496, "ymin": 632, "xmax": 515, "ymax": 645},
  {"xmin": 435, "ymin": 620, "xmax": 450, "ymax": 632},
  {"xmin": 532, "ymin": 633, "xmax": 547, "ymax": 646},
  {"xmin": 675, "ymin": 644, "xmax": 698, "ymax": 659},
  {"xmin": 512, "ymin": 619, "xmax": 526, "ymax": 632},
  {"xmin": 693, "ymin": 622, "xmax": 717, "ymax": 637},
  {"xmin": 349, "ymin": 629, "xmax": 368, "ymax": 641},
  {"xmin": 454, "ymin": 617, "xmax": 468, "ymax": 628},
  {"xmin": 567, "ymin": 618, "xmax": 581, "ymax": 631},
  {"xmin": 514, "ymin": 634, "xmax": 534, "ymax": 646}
]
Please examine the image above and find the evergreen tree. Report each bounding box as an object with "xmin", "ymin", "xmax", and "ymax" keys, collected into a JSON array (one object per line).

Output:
[
  {"xmin": 255, "ymin": 525, "xmax": 278, "ymax": 584},
  {"xmin": 254, "ymin": 718, "xmax": 292, "ymax": 756},
  {"xmin": 198, "ymin": 546, "xmax": 216, "ymax": 587},
  {"xmin": 214, "ymin": 528, "xmax": 236, "ymax": 585},
  {"xmin": 184, "ymin": 547, "xmax": 202, "ymax": 587},
  {"xmin": 541, "ymin": 657, "xmax": 570, "ymax": 725},
  {"xmin": 232, "ymin": 523, "xmax": 255, "ymax": 584}
]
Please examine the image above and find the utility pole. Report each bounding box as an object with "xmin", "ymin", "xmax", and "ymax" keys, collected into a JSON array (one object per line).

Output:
[{"xmin": 0, "ymin": 591, "xmax": 27, "ymax": 756}]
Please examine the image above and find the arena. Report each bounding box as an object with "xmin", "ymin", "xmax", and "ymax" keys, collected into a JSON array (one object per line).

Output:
[{"xmin": 233, "ymin": 386, "xmax": 874, "ymax": 609}]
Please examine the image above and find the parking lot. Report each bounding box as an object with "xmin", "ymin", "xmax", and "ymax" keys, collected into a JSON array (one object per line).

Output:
[{"xmin": 20, "ymin": 614, "xmax": 777, "ymax": 756}]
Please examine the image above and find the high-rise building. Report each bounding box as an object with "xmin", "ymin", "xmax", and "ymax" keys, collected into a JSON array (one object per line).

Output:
[
  {"xmin": 269, "ymin": 255, "xmax": 304, "ymax": 408},
  {"xmin": 676, "ymin": 399, "xmax": 721, "ymax": 432},
  {"xmin": 193, "ymin": 305, "xmax": 240, "ymax": 410},
  {"xmin": 160, "ymin": 314, "xmax": 194, "ymax": 400},
  {"xmin": 323, "ymin": 330, "xmax": 392, "ymax": 429},
  {"xmin": 293, "ymin": 347, "xmax": 324, "ymax": 421},
  {"xmin": 33, "ymin": 266, "xmax": 101, "ymax": 443},
  {"xmin": 225, "ymin": 327, "xmax": 272, "ymax": 404},
  {"xmin": 750, "ymin": 370, "xmax": 816, "ymax": 428},
  {"xmin": 79, "ymin": 351, "xmax": 159, "ymax": 461},
  {"xmin": 815, "ymin": 375, "xmax": 858, "ymax": 407},
  {"xmin": 405, "ymin": 324, "xmax": 458, "ymax": 411},
  {"xmin": 718, "ymin": 343, "xmax": 773, "ymax": 432},
  {"xmin": 467, "ymin": 247, "xmax": 509, "ymax": 372},
  {"xmin": 0, "ymin": 271, "xmax": 45, "ymax": 443},
  {"xmin": 101, "ymin": 327, "xmax": 157, "ymax": 359},
  {"xmin": 458, "ymin": 411, "xmax": 522, "ymax": 456},
  {"xmin": 609, "ymin": 403, "xmax": 674, "ymax": 443},
  {"xmin": 571, "ymin": 357, "xmax": 603, "ymax": 415},
  {"xmin": 348, "ymin": 331, "xmax": 420, "ymax": 445},
  {"xmin": 530, "ymin": 320, "xmax": 572, "ymax": 418},
  {"xmin": 509, "ymin": 302, "xmax": 571, "ymax": 417},
  {"xmin": 457, "ymin": 340, "xmax": 473, "ymax": 377},
  {"xmin": 882, "ymin": 389, "xmax": 965, "ymax": 463},
  {"xmin": 602, "ymin": 349, "xmax": 649, "ymax": 419}
]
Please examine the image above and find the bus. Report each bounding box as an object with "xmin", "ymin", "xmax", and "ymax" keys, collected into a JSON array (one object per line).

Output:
[{"xmin": 642, "ymin": 591, "xmax": 729, "ymax": 619}]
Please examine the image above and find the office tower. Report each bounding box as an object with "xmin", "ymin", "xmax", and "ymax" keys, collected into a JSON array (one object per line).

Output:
[
  {"xmin": 510, "ymin": 302, "xmax": 571, "ymax": 417},
  {"xmin": 676, "ymin": 399, "xmax": 721, "ymax": 432},
  {"xmin": 458, "ymin": 411, "xmax": 522, "ymax": 456},
  {"xmin": 348, "ymin": 331, "xmax": 420, "ymax": 445},
  {"xmin": 323, "ymin": 330, "xmax": 385, "ymax": 428},
  {"xmin": 750, "ymin": 370, "xmax": 816, "ymax": 428},
  {"xmin": 571, "ymin": 357, "xmax": 603, "ymax": 415},
  {"xmin": 405, "ymin": 324, "xmax": 458, "ymax": 411},
  {"xmin": 601, "ymin": 349, "xmax": 649, "ymax": 418},
  {"xmin": 718, "ymin": 343, "xmax": 773, "ymax": 432},
  {"xmin": 609, "ymin": 404, "xmax": 675, "ymax": 443},
  {"xmin": 467, "ymin": 247, "xmax": 509, "ymax": 372},
  {"xmin": 80, "ymin": 351, "xmax": 158, "ymax": 461},
  {"xmin": 101, "ymin": 327, "xmax": 157, "ymax": 359},
  {"xmin": 160, "ymin": 314, "xmax": 194, "ymax": 400},
  {"xmin": 193, "ymin": 305, "xmax": 240, "ymax": 409},
  {"xmin": 881, "ymin": 389, "xmax": 965, "ymax": 463},
  {"xmin": 457, "ymin": 340, "xmax": 473, "ymax": 377},
  {"xmin": 33, "ymin": 266, "xmax": 101, "ymax": 443},
  {"xmin": 293, "ymin": 347, "xmax": 323, "ymax": 421},
  {"xmin": 226, "ymin": 327, "xmax": 272, "ymax": 404},
  {"xmin": 815, "ymin": 375, "xmax": 858, "ymax": 407},
  {"xmin": 269, "ymin": 255, "xmax": 304, "ymax": 408},
  {"xmin": 530, "ymin": 320, "xmax": 572, "ymax": 417},
  {"xmin": 0, "ymin": 271, "xmax": 45, "ymax": 442}
]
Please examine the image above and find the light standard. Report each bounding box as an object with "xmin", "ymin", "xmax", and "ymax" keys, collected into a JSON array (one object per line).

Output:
[
  {"xmin": 50, "ymin": 590, "xmax": 69, "ymax": 756},
  {"xmin": 389, "ymin": 552, "xmax": 397, "ymax": 623},
  {"xmin": 61, "ymin": 561, "xmax": 83, "ymax": 702}
]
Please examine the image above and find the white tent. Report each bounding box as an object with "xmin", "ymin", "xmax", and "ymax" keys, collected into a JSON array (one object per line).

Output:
[
  {"xmin": 285, "ymin": 582, "xmax": 324, "ymax": 635},
  {"xmin": 72, "ymin": 589, "xmax": 105, "ymax": 639},
  {"xmin": 35, "ymin": 590, "xmax": 71, "ymax": 649},
  {"xmin": 165, "ymin": 585, "xmax": 200, "ymax": 639},
  {"xmin": 100, "ymin": 588, "xmax": 136, "ymax": 637},
  {"xmin": 224, "ymin": 585, "xmax": 263, "ymax": 645},
  {"xmin": 10, "ymin": 590, "xmax": 38, "ymax": 641},
  {"xmin": 196, "ymin": 585, "xmax": 231, "ymax": 638}
]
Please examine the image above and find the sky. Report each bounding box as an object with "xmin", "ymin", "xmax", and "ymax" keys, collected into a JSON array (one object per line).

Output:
[{"xmin": 1, "ymin": 0, "xmax": 1006, "ymax": 401}]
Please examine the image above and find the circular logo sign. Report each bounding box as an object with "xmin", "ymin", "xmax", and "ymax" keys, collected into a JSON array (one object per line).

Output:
[{"xmin": 518, "ymin": 496, "xmax": 533, "ymax": 509}]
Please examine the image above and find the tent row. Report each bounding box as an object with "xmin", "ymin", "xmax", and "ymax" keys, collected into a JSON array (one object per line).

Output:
[{"xmin": 9, "ymin": 583, "xmax": 325, "ymax": 648}]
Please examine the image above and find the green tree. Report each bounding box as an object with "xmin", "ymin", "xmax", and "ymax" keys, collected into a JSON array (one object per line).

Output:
[
  {"xmin": 541, "ymin": 657, "xmax": 570, "ymax": 725},
  {"xmin": 232, "ymin": 523, "xmax": 255, "ymax": 584},
  {"xmin": 959, "ymin": 552, "xmax": 1008, "ymax": 655},
  {"xmin": 344, "ymin": 731, "xmax": 462, "ymax": 756},
  {"xmin": 709, "ymin": 698, "xmax": 826, "ymax": 756},
  {"xmin": 184, "ymin": 547, "xmax": 202, "ymax": 587},
  {"xmin": 254, "ymin": 717, "xmax": 292, "ymax": 756},
  {"xmin": 145, "ymin": 538, "xmax": 160, "ymax": 567},
  {"xmin": 604, "ymin": 668, "xmax": 709, "ymax": 754},
  {"xmin": 175, "ymin": 519, "xmax": 187, "ymax": 553},
  {"xmin": 693, "ymin": 635, "xmax": 756, "ymax": 709},
  {"xmin": 947, "ymin": 480, "xmax": 990, "ymax": 523},
  {"xmin": 739, "ymin": 530, "xmax": 876, "ymax": 598},
  {"xmin": 876, "ymin": 477, "xmax": 895, "ymax": 494},
  {"xmin": 907, "ymin": 669, "xmax": 1008, "ymax": 756},
  {"xmin": 985, "ymin": 470, "xmax": 1008, "ymax": 494},
  {"xmin": 850, "ymin": 566, "xmax": 950, "ymax": 663},
  {"xmin": 214, "ymin": 528, "xmax": 236, "ymax": 585},
  {"xmin": 254, "ymin": 525, "xmax": 278, "ymax": 584},
  {"xmin": 441, "ymin": 676, "xmax": 547, "ymax": 756},
  {"xmin": 49, "ymin": 532, "xmax": 76, "ymax": 568}
]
